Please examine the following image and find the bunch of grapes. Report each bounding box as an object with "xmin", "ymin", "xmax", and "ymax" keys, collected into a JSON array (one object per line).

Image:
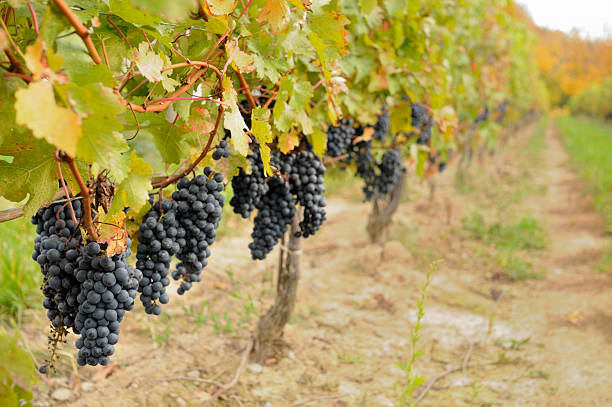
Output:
[
  {"xmin": 374, "ymin": 149, "xmax": 404, "ymax": 196},
  {"xmin": 285, "ymin": 150, "xmax": 327, "ymax": 238},
  {"xmin": 229, "ymin": 151, "xmax": 270, "ymax": 218},
  {"xmin": 136, "ymin": 167, "xmax": 226, "ymax": 313},
  {"xmin": 326, "ymin": 119, "xmax": 356, "ymax": 158},
  {"xmin": 135, "ymin": 199, "xmax": 178, "ymax": 315},
  {"xmin": 171, "ymin": 168, "xmax": 225, "ymax": 294},
  {"xmin": 474, "ymin": 106, "xmax": 489, "ymax": 124},
  {"xmin": 32, "ymin": 199, "xmax": 84, "ymax": 331},
  {"xmin": 73, "ymin": 241, "xmax": 141, "ymax": 366},
  {"xmin": 373, "ymin": 112, "xmax": 390, "ymax": 141},
  {"xmin": 212, "ymin": 140, "xmax": 231, "ymax": 161},
  {"xmin": 411, "ymin": 103, "xmax": 433, "ymax": 145},
  {"xmin": 248, "ymin": 176, "xmax": 296, "ymax": 260}
]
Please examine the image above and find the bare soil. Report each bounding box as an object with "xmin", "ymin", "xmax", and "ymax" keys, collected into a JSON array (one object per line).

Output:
[{"xmin": 26, "ymin": 122, "xmax": 612, "ymax": 407}]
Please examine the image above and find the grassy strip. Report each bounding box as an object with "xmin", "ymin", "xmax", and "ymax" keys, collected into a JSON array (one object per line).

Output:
[
  {"xmin": 556, "ymin": 116, "xmax": 612, "ymax": 272},
  {"xmin": 0, "ymin": 219, "xmax": 41, "ymax": 320},
  {"xmin": 555, "ymin": 116, "xmax": 612, "ymax": 233}
]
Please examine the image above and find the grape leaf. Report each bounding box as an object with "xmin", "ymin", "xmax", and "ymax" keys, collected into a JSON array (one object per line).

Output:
[
  {"xmin": 309, "ymin": 13, "xmax": 350, "ymax": 54},
  {"xmin": 108, "ymin": 151, "xmax": 153, "ymax": 216},
  {"xmin": 0, "ymin": 134, "xmax": 57, "ymax": 217},
  {"xmin": 309, "ymin": 128, "xmax": 326, "ymax": 157},
  {"xmin": 258, "ymin": 0, "xmax": 290, "ymax": 31},
  {"xmin": 131, "ymin": 0, "xmax": 195, "ymax": 22},
  {"xmin": 222, "ymin": 77, "xmax": 250, "ymax": 156},
  {"xmin": 226, "ymin": 40, "xmax": 255, "ymax": 73},
  {"xmin": 129, "ymin": 43, "xmax": 163, "ymax": 83},
  {"xmin": 277, "ymin": 130, "xmax": 300, "ymax": 154},
  {"xmin": 207, "ymin": 0, "xmax": 236, "ymax": 15},
  {"xmin": 98, "ymin": 211, "xmax": 129, "ymax": 256},
  {"xmin": 15, "ymin": 81, "xmax": 82, "ymax": 157}
]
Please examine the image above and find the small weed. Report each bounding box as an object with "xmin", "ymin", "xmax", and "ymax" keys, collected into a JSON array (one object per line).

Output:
[
  {"xmin": 395, "ymin": 260, "xmax": 440, "ymax": 407},
  {"xmin": 494, "ymin": 337, "xmax": 530, "ymax": 350},
  {"xmin": 495, "ymin": 251, "xmax": 545, "ymax": 281},
  {"xmin": 461, "ymin": 213, "xmax": 547, "ymax": 250},
  {"xmin": 337, "ymin": 352, "xmax": 366, "ymax": 364},
  {"xmin": 529, "ymin": 370, "xmax": 549, "ymax": 379},
  {"xmin": 492, "ymin": 351, "xmax": 521, "ymax": 365}
]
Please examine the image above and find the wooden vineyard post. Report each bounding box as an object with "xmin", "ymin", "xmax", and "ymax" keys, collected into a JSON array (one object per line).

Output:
[
  {"xmin": 366, "ymin": 171, "xmax": 407, "ymax": 243},
  {"xmin": 253, "ymin": 211, "xmax": 302, "ymax": 362}
]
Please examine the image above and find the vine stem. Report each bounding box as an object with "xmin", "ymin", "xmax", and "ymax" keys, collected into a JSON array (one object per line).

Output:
[
  {"xmin": 61, "ymin": 154, "xmax": 99, "ymax": 241},
  {"xmin": 52, "ymin": 0, "xmax": 102, "ymax": 65},
  {"xmin": 54, "ymin": 150, "xmax": 78, "ymax": 225},
  {"xmin": 235, "ymin": 70, "xmax": 257, "ymax": 109},
  {"xmin": 26, "ymin": 1, "xmax": 39, "ymax": 35},
  {"xmin": 151, "ymin": 107, "xmax": 224, "ymax": 189}
]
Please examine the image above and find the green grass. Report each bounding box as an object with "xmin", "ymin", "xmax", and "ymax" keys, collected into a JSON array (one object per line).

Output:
[
  {"xmin": 461, "ymin": 212, "xmax": 547, "ymax": 251},
  {"xmin": 556, "ymin": 116, "xmax": 612, "ymax": 233},
  {"xmin": 0, "ymin": 219, "xmax": 41, "ymax": 320},
  {"xmin": 461, "ymin": 212, "xmax": 547, "ymax": 281}
]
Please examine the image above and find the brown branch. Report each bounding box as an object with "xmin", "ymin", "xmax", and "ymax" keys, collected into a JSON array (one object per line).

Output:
[
  {"xmin": 235, "ymin": 70, "xmax": 257, "ymax": 109},
  {"xmin": 62, "ymin": 154, "xmax": 99, "ymax": 241},
  {"xmin": 201, "ymin": 336, "xmax": 254, "ymax": 407},
  {"xmin": 116, "ymin": 62, "xmax": 223, "ymax": 113},
  {"xmin": 412, "ymin": 343, "xmax": 475, "ymax": 406},
  {"xmin": 0, "ymin": 207, "xmax": 24, "ymax": 222},
  {"xmin": 152, "ymin": 106, "xmax": 224, "ymax": 189},
  {"xmin": 52, "ymin": 0, "xmax": 102, "ymax": 65},
  {"xmin": 0, "ymin": 190, "xmax": 67, "ymax": 223}
]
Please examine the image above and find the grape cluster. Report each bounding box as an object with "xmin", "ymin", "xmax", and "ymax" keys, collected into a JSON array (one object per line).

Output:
[
  {"xmin": 374, "ymin": 149, "xmax": 405, "ymax": 196},
  {"xmin": 135, "ymin": 199, "xmax": 178, "ymax": 315},
  {"xmin": 229, "ymin": 151, "xmax": 270, "ymax": 218},
  {"xmin": 285, "ymin": 151, "xmax": 327, "ymax": 238},
  {"xmin": 171, "ymin": 168, "xmax": 225, "ymax": 294},
  {"xmin": 474, "ymin": 105, "xmax": 489, "ymax": 124},
  {"xmin": 248, "ymin": 177, "xmax": 296, "ymax": 260},
  {"xmin": 136, "ymin": 168, "xmax": 226, "ymax": 313},
  {"xmin": 411, "ymin": 103, "xmax": 433, "ymax": 145},
  {"xmin": 213, "ymin": 140, "xmax": 231, "ymax": 161},
  {"xmin": 32, "ymin": 199, "xmax": 84, "ymax": 331},
  {"xmin": 373, "ymin": 112, "xmax": 390, "ymax": 141},
  {"xmin": 496, "ymin": 101, "xmax": 509, "ymax": 123},
  {"xmin": 73, "ymin": 242, "xmax": 141, "ymax": 366},
  {"xmin": 326, "ymin": 119, "xmax": 356, "ymax": 158}
]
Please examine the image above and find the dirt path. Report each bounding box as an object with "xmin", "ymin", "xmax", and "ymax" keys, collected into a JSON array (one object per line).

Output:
[{"xmin": 29, "ymin": 121, "xmax": 612, "ymax": 407}]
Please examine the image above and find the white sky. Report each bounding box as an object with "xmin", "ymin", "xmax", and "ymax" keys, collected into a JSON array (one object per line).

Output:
[{"xmin": 518, "ymin": 0, "xmax": 612, "ymax": 39}]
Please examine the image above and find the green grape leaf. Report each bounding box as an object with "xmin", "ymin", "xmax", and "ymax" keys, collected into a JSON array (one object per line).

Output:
[
  {"xmin": 131, "ymin": 0, "xmax": 195, "ymax": 22},
  {"xmin": 309, "ymin": 13, "xmax": 350, "ymax": 54},
  {"xmin": 0, "ymin": 134, "xmax": 57, "ymax": 217},
  {"xmin": 139, "ymin": 113, "xmax": 191, "ymax": 164},
  {"xmin": 109, "ymin": 151, "xmax": 153, "ymax": 216},
  {"xmin": 222, "ymin": 77, "xmax": 250, "ymax": 156},
  {"xmin": 109, "ymin": 0, "xmax": 162, "ymax": 26},
  {"xmin": 15, "ymin": 81, "xmax": 82, "ymax": 157}
]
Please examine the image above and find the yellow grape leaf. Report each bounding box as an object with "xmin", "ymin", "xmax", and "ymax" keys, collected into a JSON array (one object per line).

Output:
[
  {"xmin": 251, "ymin": 106, "xmax": 272, "ymax": 143},
  {"xmin": 566, "ymin": 310, "xmax": 583, "ymax": 325},
  {"xmin": 354, "ymin": 127, "xmax": 374, "ymax": 143},
  {"xmin": 277, "ymin": 130, "xmax": 300, "ymax": 154},
  {"xmin": 222, "ymin": 77, "xmax": 250, "ymax": 156},
  {"xmin": 436, "ymin": 105, "xmax": 458, "ymax": 138},
  {"xmin": 15, "ymin": 81, "xmax": 82, "ymax": 156},
  {"xmin": 258, "ymin": 0, "xmax": 290, "ymax": 31},
  {"xmin": 287, "ymin": 0, "xmax": 311, "ymax": 11},
  {"xmin": 225, "ymin": 40, "xmax": 255, "ymax": 73},
  {"xmin": 24, "ymin": 39, "xmax": 45, "ymax": 79},
  {"xmin": 98, "ymin": 211, "xmax": 128, "ymax": 256},
  {"xmin": 259, "ymin": 144, "xmax": 273, "ymax": 176},
  {"xmin": 310, "ymin": 128, "xmax": 326, "ymax": 157},
  {"xmin": 207, "ymin": 0, "xmax": 236, "ymax": 15}
]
